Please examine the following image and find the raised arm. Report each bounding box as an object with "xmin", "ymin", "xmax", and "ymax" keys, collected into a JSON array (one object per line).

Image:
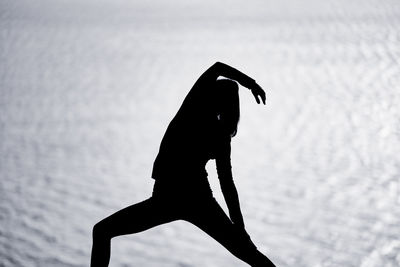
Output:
[{"xmin": 196, "ymin": 62, "xmax": 266, "ymax": 105}]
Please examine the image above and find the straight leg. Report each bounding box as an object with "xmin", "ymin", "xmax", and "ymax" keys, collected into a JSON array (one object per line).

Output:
[{"xmin": 90, "ymin": 197, "xmax": 178, "ymax": 267}]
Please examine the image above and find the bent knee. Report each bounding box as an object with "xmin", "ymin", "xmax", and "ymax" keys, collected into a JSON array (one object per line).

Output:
[{"xmin": 92, "ymin": 220, "xmax": 111, "ymax": 240}]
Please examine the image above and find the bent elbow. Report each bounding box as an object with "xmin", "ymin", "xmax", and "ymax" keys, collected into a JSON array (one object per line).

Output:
[{"xmin": 212, "ymin": 61, "xmax": 224, "ymax": 69}]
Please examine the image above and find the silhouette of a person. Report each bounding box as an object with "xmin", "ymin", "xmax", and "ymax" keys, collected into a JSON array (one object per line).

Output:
[{"xmin": 91, "ymin": 62, "xmax": 276, "ymax": 267}]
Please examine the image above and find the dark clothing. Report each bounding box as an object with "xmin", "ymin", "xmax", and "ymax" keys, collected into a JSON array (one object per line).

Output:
[
  {"xmin": 91, "ymin": 63, "xmax": 277, "ymax": 267},
  {"xmin": 92, "ymin": 187, "xmax": 273, "ymax": 267},
  {"xmin": 152, "ymin": 174, "xmax": 214, "ymax": 200},
  {"xmin": 151, "ymin": 62, "xmax": 253, "ymax": 185}
]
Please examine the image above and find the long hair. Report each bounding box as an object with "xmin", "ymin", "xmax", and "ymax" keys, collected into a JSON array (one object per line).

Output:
[{"xmin": 214, "ymin": 79, "xmax": 240, "ymax": 137}]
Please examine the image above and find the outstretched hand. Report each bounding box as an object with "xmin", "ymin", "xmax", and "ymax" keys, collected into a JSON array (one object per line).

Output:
[{"xmin": 250, "ymin": 83, "xmax": 266, "ymax": 105}]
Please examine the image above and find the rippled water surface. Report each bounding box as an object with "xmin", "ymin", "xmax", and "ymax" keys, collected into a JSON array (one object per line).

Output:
[{"xmin": 1, "ymin": 0, "xmax": 400, "ymax": 266}]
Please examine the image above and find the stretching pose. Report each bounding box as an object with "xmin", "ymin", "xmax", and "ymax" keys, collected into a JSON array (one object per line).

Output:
[{"xmin": 91, "ymin": 62, "xmax": 276, "ymax": 267}]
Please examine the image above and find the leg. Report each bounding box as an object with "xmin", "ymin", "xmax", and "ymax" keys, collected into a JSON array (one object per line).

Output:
[
  {"xmin": 184, "ymin": 199, "xmax": 276, "ymax": 267},
  {"xmin": 90, "ymin": 197, "xmax": 177, "ymax": 267}
]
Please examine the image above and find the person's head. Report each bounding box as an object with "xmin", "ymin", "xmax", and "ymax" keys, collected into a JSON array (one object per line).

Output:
[{"xmin": 214, "ymin": 79, "xmax": 240, "ymax": 137}]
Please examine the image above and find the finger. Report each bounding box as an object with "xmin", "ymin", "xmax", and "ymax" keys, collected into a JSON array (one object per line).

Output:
[
  {"xmin": 253, "ymin": 93, "xmax": 260, "ymax": 104},
  {"xmin": 256, "ymin": 86, "xmax": 266, "ymax": 105}
]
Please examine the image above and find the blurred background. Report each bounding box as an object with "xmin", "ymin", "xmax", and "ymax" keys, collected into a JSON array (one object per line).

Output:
[{"xmin": 1, "ymin": 0, "xmax": 400, "ymax": 266}]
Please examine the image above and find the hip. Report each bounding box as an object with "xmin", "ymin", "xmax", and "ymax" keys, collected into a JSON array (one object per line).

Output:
[{"xmin": 152, "ymin": 175, "xmax": 213, "ymax": 200}]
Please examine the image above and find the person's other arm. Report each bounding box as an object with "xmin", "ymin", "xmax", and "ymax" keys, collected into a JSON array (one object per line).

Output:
[{"xmin": 216, "ymin": 135, "xmax": 245, "ymax": 229}]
